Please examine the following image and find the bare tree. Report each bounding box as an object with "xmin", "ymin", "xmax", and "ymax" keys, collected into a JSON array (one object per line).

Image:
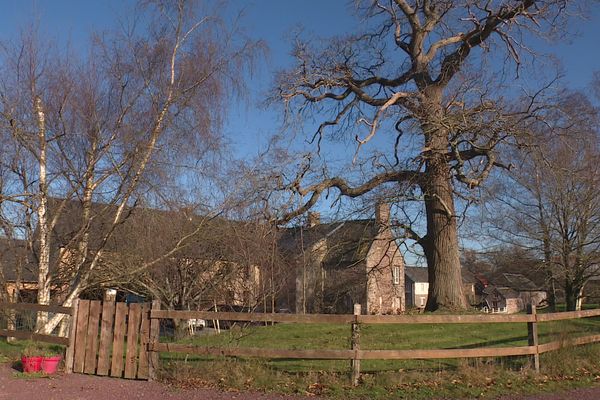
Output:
[
  {"xmin": 271, "ymin": 0, "xmax": 573, "ymax": 310},
  {"xmin": 483, "ymin": 90, "xmax": 600, "ymax": 311},
  {"xmin": 0, "ymin": 0, "xmax": 259, "ymax": 333}
]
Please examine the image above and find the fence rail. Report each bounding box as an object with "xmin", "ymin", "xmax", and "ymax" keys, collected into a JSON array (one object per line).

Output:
[
  {"xmin": 148, "ymin": 304, "xmax": 600, "ymax": 385},
  {"xmin": 3, "ymin": 300, "xmax": 600, "ymax": 387},
  {"xmin": 0, "ymin": 302, "xmax": 73, "ymax": 315},
  {"xmin": 0, "ymin": 302, "xmax": 72, "ymax": 346}
]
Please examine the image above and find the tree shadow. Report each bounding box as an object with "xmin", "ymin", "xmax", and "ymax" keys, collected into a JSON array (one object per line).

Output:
[{"xmin": 449, "ymin": 335, "xmax": 528, "ymax": 349}]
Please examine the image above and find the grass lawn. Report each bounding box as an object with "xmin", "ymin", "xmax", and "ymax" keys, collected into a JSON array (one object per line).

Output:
[
  {"xmin": 157, "ymin": 313, "xmax": 600, "ymax": 398},
  {"xmin": 2, "ymin": 309, "xmax": 599, "ymax": 399},
  {"xmin": 160, "ymin": 315, "xmax": 600, "ymax": 372},
  {"xmin": 0, "ymin": 339, "xmax": 26, "ymax": 363}
]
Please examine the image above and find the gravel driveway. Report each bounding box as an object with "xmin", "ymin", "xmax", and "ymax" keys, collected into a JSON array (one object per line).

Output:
[
  {"xmin": 0, "ymin": 363, "xmax": 303, "ymax": 400},
  {"xmin": 1, "ymin": 363, "xmax": 599, "ymax": 400}
]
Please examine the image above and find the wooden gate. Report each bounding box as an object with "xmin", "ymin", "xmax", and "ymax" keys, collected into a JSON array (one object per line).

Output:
[{"xmin": 65, "ymin": 300, "xmax": 157, "ymax": 380}]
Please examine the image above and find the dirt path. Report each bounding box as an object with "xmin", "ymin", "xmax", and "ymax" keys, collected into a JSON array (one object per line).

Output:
[
  {"xmin": 1, "ymin": 363, "xmax": 599, "ymax": 400},
  {"xmin": 0, "ymin": 363, "xmax": 303, "ymax": 400},
  {"xmin": 499, "ymin": 386, "xmax": 600, "ymax": 400}
]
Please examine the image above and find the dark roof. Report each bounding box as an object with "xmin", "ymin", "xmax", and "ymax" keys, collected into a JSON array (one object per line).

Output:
[
  {"xmin": 0, "ymin": 238, "xmax": 38, "ymax": 282},
  {"xmin": 47, "ymin": 198, "xmax": 266, "ymax": 263},
  {"xmin": 278, "ymin": 219, "xmax": 380, "ymax": 270},
  {"xmin": 492, "ymin": 273, "xmax": 541, "ymax": 292},
  {"xmin": 483, "ymin": 285, "xmax": 520, "ymax": 299},
  {"xmin": 405, "ymin": 266, "xmax": 428, "ymax": 283},
  {"xmin": 460, "ymin": 268, "xmax": 478, "ymax": 284}
]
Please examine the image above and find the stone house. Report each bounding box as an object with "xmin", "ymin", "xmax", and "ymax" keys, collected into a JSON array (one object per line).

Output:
[
  {"xmin": 481, "ymin": 286, "xmax": 521, "ymax": 313},
  {"xmin": 0, "ymin": 238, "xmax": 39, "ymax": 303},
  {"xmin": 481, "ymin": 273, "xmax": 547, "ymax": 313},
  {"xmin": 460, "ymin": 269, "xmax": 480, "ymax": 306},
  {"xmin": 278, "ymin": 203, "xmax": 405, "ymax": 315}
]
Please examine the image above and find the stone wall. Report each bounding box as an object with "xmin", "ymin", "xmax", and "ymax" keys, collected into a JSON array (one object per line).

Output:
[
  {"xmin": 506, "ymin": 298, "xmax": 521, "ymax": 314},
  {"xmin": 365, "ymin": 203, "xmax": 404, "ymax": 314}
]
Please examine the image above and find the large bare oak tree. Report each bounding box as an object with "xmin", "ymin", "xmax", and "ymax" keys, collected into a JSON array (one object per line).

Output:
[{"xmin": 274, "ymin": 0, "xmax": 573, "ymax": 310}]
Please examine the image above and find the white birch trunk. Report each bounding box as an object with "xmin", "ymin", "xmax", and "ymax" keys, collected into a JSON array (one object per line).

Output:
[
  {"xmin": 38, "ymin": 11, "xmax": 200, "ymax": 334},
  {"xmin": 35, "ymin": 96, "xmax": 52, "ymax": 332}
]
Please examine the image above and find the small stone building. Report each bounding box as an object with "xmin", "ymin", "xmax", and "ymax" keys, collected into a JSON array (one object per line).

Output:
[
  {"xmin": 481, "ymin": 273, "xmax": 547, "ymax": 313},
  {"xmin": 405, "ymin": 267, "xmax": 481, "ymax": 309},
  {"xmin": 278, "ymin": 203, "xmax": 405, "ymax": 315},
  {"xmin": 481, "ymin": 286, "xmax": 521, "ymax": 313}
]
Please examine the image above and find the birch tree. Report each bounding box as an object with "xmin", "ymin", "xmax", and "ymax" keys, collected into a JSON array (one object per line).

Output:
[{"xmin": 0, "ymin": 0, "xmax": 259, "ymax": 333}]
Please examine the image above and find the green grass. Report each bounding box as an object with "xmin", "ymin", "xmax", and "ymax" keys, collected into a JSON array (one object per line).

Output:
[
  {"xmin": 160, "ymin": 316, "xmax": 600, "ymax": 372},
  {"xmin": 3, "ymin": 310, "xmax": 599, "ymax": 399},
  {"xmin": 0, "ymin": 339, "xmax": 28, "ymax": 362},
  {"xmin": 157, "ymin": 315, "xmax": 600, "ymax": 398},
  {"xmin": 160, "ymin": 344, "xmax": 600, "ymax": 399},
  {"xmin": 12, "ymin": 371, "xmax": 51, "ymax": 379},
  {"xmin": 0, "ymin": 339, "xmax": 64, "ymax": 362}
]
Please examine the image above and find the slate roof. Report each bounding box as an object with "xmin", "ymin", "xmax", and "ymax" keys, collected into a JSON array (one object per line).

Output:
[
  {"xmin": 277, "ymin": 219, "xmax": 380, "ymax": 270},
  {"xmin": 460, "ymin": 269, "xmax": 479, "ymax": 284},
  {"xmin": 492, "ymin": 273, "xmax": 542, "ymax": 291},
  {"xmin": 46, "ymin": 198, "xmax": 264, "ymax": 263},
  {"xmin": 0, "ymin": 238, "xmax": 38, "ymax": 282},
  {"xmin": 483, "ymin": 285, "xmax": 520, "ymax": 299},
  {"xmin": 405, "ymin": 266, "xmax": 429, "ymax": 283}
]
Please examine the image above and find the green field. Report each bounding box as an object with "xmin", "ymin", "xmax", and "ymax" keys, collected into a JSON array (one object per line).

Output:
[
  {"xmin": 2, "ymin": 313, "xmax": 600, "ymax": 399},
  {"xmin": 156, "ymin": 315, "xmax": 600, "ymax": 399},
  {"xmin": 160, "ymin": 316, "xmax": 600, "ymax": 372}
]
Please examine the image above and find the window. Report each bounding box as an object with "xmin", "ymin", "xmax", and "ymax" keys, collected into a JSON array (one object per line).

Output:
[
  {"xmin": 420, "ymin": 297, "xmax": 425, "ymax": 306},
  {"xmin": 393, "ymin": 266, "xmax": 400, "ymax": 285}
]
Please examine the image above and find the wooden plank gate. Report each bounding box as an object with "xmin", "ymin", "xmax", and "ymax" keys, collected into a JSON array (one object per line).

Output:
[{"xmin": 65, "ymin": 299, "xmax": 156, "ymax": 380}]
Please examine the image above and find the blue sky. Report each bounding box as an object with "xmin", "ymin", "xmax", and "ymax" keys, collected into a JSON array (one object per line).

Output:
[
  {"xmin": 1, "ymin": 1, "xmax": 599, "ymax": 260},
  {"xmin": 1, "ymin": 0, "xmax": 598, "ymax": 154}
]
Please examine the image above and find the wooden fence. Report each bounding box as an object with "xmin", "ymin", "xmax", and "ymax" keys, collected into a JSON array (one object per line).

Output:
[
  {"xmin": 149, "ymin": 304, "xmax": 600, "ymax": 386},
  {"xmin": 2, "ymin": 300, "xmax": 600, "ymax": 386},
  {"xmin": 0, "ymin": 302, "xmax": 72, "ymax": 346},
  {"xmin": 67, "ymin": 300, "xmax": 153, "ymax": 380}
]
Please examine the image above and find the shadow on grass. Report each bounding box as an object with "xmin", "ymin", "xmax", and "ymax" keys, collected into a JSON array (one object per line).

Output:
[{"xmin": 450, "ymin": 335, "xmax": 528, "ymax": 349}]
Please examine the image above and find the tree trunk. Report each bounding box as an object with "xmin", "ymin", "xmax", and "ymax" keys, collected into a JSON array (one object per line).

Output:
[
  {"xmin": 421, "ymin": 90, "xmax": 467, "ymax": 311},
  {"xmin": 575, "ymin": 286, "xmax": 584, "ymax": 311},
  {"xmin": 565, "ymin": 281, "xmax": 578, "ymax": 312},
  {"xmin": 542, "ymin": 235, "xmax": 556, "ymax": 312},
  {"xmin": 174, "ymin": 319, "xmax": 190, "ymax": 340},
  {"xmin": 546, "ymin": 273, "xmax": 557, "ymax": 312},
  {"xmin": 35, "ymin": 96, "xmax": 51, "ymax": 332},
  {"xmin": 422, "ymin": 162, "xmax": 467, "ymax": 311}
]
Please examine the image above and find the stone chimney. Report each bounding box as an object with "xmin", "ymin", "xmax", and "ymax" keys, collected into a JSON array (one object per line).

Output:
[
  {"xmin": 375, "ymin": 202, "xmax": 391, "ymax": 225},
  {"xmin": 307, "ymin": 212, "xmax": 321, "ymax": 228}
]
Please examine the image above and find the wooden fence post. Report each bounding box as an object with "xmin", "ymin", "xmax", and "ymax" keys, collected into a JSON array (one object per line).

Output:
[
  {"xmin": 148, "ymin": 300, "xmax": 161, "ymax": 381},
  {"xmin": 351, "ymin": 303, "xmax": 361, "ymax": 386},
  {"xmin": 527, "ymin": 303, "xmax": 540, "ymax": 373},
  {"xmin": 65, "ymin": 299, "xmax": 79, "ymax": 374}
]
